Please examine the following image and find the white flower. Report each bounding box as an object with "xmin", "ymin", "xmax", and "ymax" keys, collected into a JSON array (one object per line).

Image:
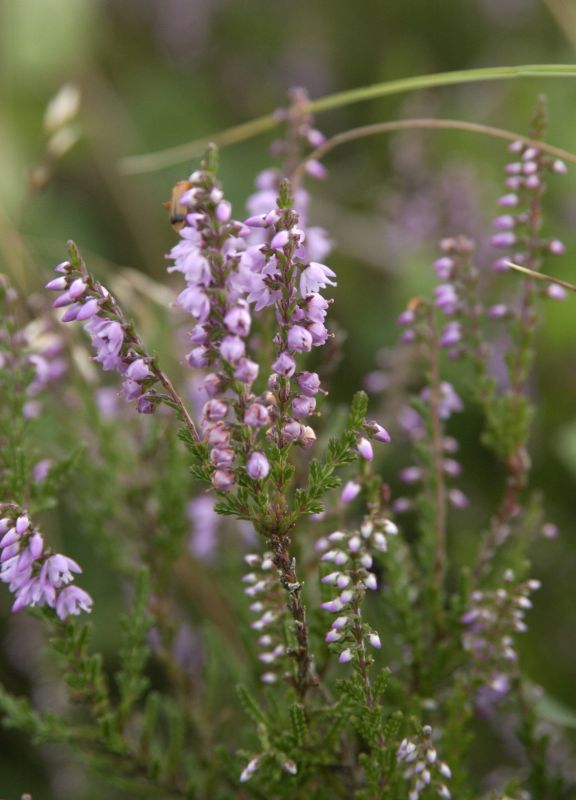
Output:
[{"xmin": 299, "ymin": 262, "xmax": 337, "ymax": 296}]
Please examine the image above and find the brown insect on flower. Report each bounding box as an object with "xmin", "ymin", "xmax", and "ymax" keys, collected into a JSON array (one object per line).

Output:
[{"xmin": 164, "ymin": 180, "xmax": 193, "ymax": 231}]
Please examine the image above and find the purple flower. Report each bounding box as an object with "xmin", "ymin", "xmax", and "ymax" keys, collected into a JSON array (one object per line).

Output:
[
  {"xmin": 224, "ymin": 303, "xmax": 251, "ymax": 336},
  {"xmin": 176, "ymin": 286, "xmax": 211, "ymax": 321},
  {"xmin": 308, "ymin": 322, "xmax": 329, "ymax": 346},
  {"xmin": 216, "ymin": 200, "xmax": 232, "ymax": 222},
  {"xmin": 292, "ymin": 395, "xmax": 316, "ymax": 419},
  {"xmin": 287, "ymin": 325, "xmax": 313, "ymax": 353},
  {"xmin": 270, "ymin": 229, "xmax": 290, "ymax": 249},
  {"xmin": 220, "ymin": 335, "xmax": 245, "ymax": 363},
  {"xmin": 282, "ymin": 420, "xmax": 303, "ymax": 441},
  {"xmin": 397, "ymin": 310, "xmax": 415, "ymax": 326},
  {"xmin": 86, "ymin": 319, "xmax": 124, "ymax": 371},
  {"xmin": 55, "ymin": 586, "xmax": 93, "ymax": 619},
  {"xmin": 212, "ymin": 469, "xmax": 235, "ymax": 491},
  {"xmin": 299, "ymin": 262, "xmax": 337, "ymax": 297},
  {"xmin": 235, "ymin": 357, "xmax": 259, "ymax": 383},
  {"xmin": 305, "ymin": 159, "xmax": 328, "ymax": 180},
  {"xmin": 125, "ymin": 358, "xmax": 151, "ymax": 381},
  {"xmin": 297, "ymin": 371, "xmax": 321, "ymax": 396},
  {"xmin": 549, "ymin": 239, "xmax": 566, "ymax": 256},
  {"xmin": 448, "ymin": 488, "xmax": 469, "ymax": 509},
  {"xmin": 433, "ymin": 257, "xmax": 454, "ymax": 280},
  {"xmin": 76, "ymin": 298, "xmax": 99, "ymax": 320},
  {"xmin": 32, "ymin": 459, "xmax": 53, "ymax": 483},
  {"xmin": 303, "ymin": 293, "xmax": 329, "ymax": 323},
  {"xmin": 244, "ymin": 403, "xmax": 270, "ymax": 428},
  {"xmin": 487, "ymin": 304, "xmax": 509, "ymax": 319},
  {"xmin": 246, "ymin": 452, "xmax": 270, "ymax": 480},
  {"xmin": 68, "ymin": 278, "xmax": 87, "ymax": 300},
  {"xmin": 368, "ymin": 422, "xmax": 391, "ymax": 443},
  {"xmin": 357, "ymin": 438, "xmax": 373, "ymax": 461},
  {"xmin": 547, "ymin": 284, "xmax": 567, "ymax": 300},
  {"xmin": 434, "ymin": 284, "xmax": 459, "ymax": 315},
  {"xmin": 399, "ymin": 466, "xmax": 422, "ymax": 484},
  {"xmin": 341, "ymin": 481, "xmax": 361, "ymax": 504},
  {"xmin": 490, "ymin": 232, "xmax": 517, "ymax": 248},
  {"xmin": 493, "ymin": 214, "xmax": 515, "ymax": 230},
  {"xmin": 498, "ymin": 193, "xmax": 519, "ymax": 207},
  {"xmin": 439, "ymin": 321, "xmax": 462, "ymax": 348},
  {"xmin": 210, "ymin": 448, "xmax": 235, "ymax": 467},
  {"xmin": 272, "ymin": 351, "xmax": 296, "ymax": 377},
  {"xmin": 203, "ymin": 399, "xmax": 228, "ymax": 422},
  {"xmin": 0, "ymin": 506, "xmax": 92, "ymax": 619},
  {"xmin": 45, "ymin": 276, "xmax": 68, "ymax": 291},
  {"xmin": 338, "ymin": 648, "xmax": 353, "ymax": 663}
]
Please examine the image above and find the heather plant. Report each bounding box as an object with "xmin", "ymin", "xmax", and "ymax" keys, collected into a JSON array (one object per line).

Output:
[{"xmin": 2, "ymin": 69, "xmax": 576, "ymax": 800}]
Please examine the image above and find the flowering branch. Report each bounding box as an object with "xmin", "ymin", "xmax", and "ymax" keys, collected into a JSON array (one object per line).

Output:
[{"xmin": 46, "ymin": 241, "xmax": 200, "ymax": 441}]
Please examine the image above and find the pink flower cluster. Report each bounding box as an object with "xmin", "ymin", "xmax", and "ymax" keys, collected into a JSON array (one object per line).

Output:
[
  {"xmin": 166, "ymin": 163, "xmax": 339, "ymax": 490},
  {"xmin": 246, "ymin": 86, "xmax": 332, "ymax": 266},
  {"xmin": 46, "ymin": 260, "xmax": 159, "ymax": 411},
  {"xmin": 462, "ymin": 569, "xmax": 540, "ymax": 705},
  {"xmin": 0, "ymin": 505, "xmax": 92, "ymax": 619},
  {"xmin": 392, "ymin": 383, "xmax": 467, "ymax": 515},
  {"xmin": 491, "ymin": 139, "xmax": 566, "ymax": 299}
]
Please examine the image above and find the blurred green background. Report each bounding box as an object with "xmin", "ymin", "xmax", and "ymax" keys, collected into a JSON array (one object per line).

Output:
[{"xmin": 2, "ymin": 0, "xmax": 576, "ymax": 795}]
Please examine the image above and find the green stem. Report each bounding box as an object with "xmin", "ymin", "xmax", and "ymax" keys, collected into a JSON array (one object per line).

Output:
[
  {"xmin": 118, "ymin": 64, "xmax": 576, "ymax": 173},
  {"xmin": 426, "ymin": 311, "xmax": 448, "ymax": 601}
]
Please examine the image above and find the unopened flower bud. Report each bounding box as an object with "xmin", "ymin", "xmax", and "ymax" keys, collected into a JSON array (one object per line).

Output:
[
  {"xmin": 357, "ymin": 437, "xmax": 373, "ymax": 460},
  {"xmin": 212, "ymin": 469, "xmax": 235, "ymax": 491},
  {"xmin": 203, "ymin": 399, "xmax": 228, "ymax": 421},
  {"xmin": 235, "ymin": 357, "xmax": 259, "ymax": 383},
  {"xmin": 246, "ymin": 451, "xmax": 270, "ymax": 480},
  {"xmin": 220, "ymin": 335, "xmax": 245, "ymax": 363},
  {"xmin": 292, "ymin": 395, "xmax": 316, "ymax": 419},
  {"xmin": 272, "ymin": 351, "xmax": 296, "ymax": 377},
  {"xmin": 299, "ymin": 425, "xmax": 317, "ymax": 448},
  {"xmin": 287, "ymin": 325, "xmax": 313, "ymax": 352},
  {"xmin": 297, "ymin": 371, "xmax": 321, "ymax": 396},
  {"xmin": 244, "ymin": 403, "xmax": 270, "ymax": 427},
  {"xmin": 341, "ymin": 480, "xmax": 360, "ymax": 504},
  {"xmin": 282, "ymin": 420, "xmax": 303, "ymax": 441}
]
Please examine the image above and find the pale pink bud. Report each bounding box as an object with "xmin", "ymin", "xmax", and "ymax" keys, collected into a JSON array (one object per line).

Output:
[
  {"xmin": 357, "ymin": 437, "xmax": 373, "ymax": 460},
  {"xmin": 246, "ymin": 451, "xmax": 270, "ymax": 480},
  {"xmin": 498, "ymin": 193, "xmax": 519, "ymax": 207},
  {"xmin": 203, "ymin": 399, "xmax": 228, "ymax": 421},
  {"xmin": 341, "ymin": 480, "xmax": 360, "ymax": 504},
  {"xmin": 270, "ymin": 230, "xmax": 290, "ymax": 249},
  {"xmin": 212, "ymin": 469, "xmax": 235, "ymax": 491}
]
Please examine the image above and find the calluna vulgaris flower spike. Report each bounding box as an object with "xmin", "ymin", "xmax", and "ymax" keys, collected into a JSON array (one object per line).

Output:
[
  {"xmin": 46, "ymin": 242, "xmax": 199, "ymax": 437},
  {"xmin": 317, "ymin": 516, "xmax": 397, "ymax": 663},
  {"xmin": 166, "ymin": 148, "xmax": 339, "ymax": 492},
  {"xmin": 0, "ymin": 505, "xmax": 92, "ymax": 619},
  {"xmin": 397, "ymin": 725, "xmax": 452, "ymax": 800}
]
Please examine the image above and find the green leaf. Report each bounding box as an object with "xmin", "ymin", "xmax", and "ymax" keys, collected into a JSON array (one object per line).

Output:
[
  {"xmin": 289, "ymin": 703, "xmax": 308, "ymax": 747},
  {"xmin": 237, "ymin": 685, "xmax": 269, "ymax": 726}
]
